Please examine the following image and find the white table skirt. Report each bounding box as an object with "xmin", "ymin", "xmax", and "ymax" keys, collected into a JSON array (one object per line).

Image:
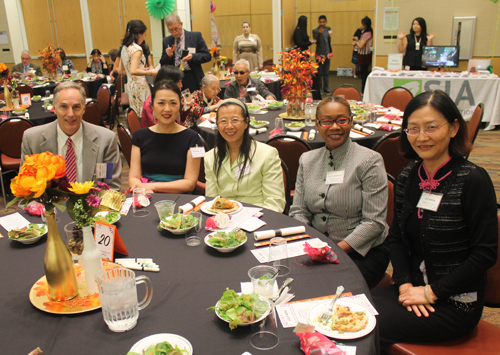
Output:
[{"xmin": 364, "ymin": 73, "xmax": 500, "ymax": 129}]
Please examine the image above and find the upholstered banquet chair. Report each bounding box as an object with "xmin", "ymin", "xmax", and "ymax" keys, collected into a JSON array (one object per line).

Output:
[
  {"xmin": 96, "ymin": 85, "xmax": 111, "ymax": 123},
  {"xmin": 116, "ymin": 124, "xmax": 132, "ymax": 167},
  {"xmin": 467, "ymin": 103, "xmax": 484, "ymax": 146},
  {"xmin": 381, "ymin": 87, "xmax": 413, "ymax": 111},
  {"xmin": 82, "ymin": 99, "xmax": 101, "ymax": 126},
  {"xmin": 372, "ymin": 131, "xmax": 407, "ymax": 180},
  {"xmin": 126, "ymin": 108, "xmax": 141, "ymax": 136},
  {"xmin": 331, "ymin": 84, "xmax": 362, "ymax": 101}
]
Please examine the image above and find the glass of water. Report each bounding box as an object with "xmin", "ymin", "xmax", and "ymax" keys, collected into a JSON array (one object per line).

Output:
[
  {"xmin": 185, "ymin": 212, "xmax": 203, "ymax": 246},
  {"xmin": 305, "ymin": 103, "xmax": 316, "ymax": 126}
]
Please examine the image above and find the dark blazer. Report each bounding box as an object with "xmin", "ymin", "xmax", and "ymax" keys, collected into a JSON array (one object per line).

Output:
[
  {"xmin": 12, "ymin": 63, "xmax": 42, "ymax": 76},
  {"xmin": 312, "ymin": 26, "xmax": 332, "ymax": 56},
  {"xmin": 21, "ymin": 121, "xmax": 122, "ymax": 190},
  {"xmin": 160, "ymin": 30, "xmax": 211, "ymax": 88}
]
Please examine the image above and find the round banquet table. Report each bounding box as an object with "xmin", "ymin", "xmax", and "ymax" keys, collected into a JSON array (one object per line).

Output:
[
  {"xmin": 16, "ymin": 77, "xmax": 107, "ymax": 98},
  {"xmin": 0, "ymin": 194, "xmax": 378, "ymax": 355},
  {"xmin": 197, "ymin": 105, "xmax": 387, "ymax": 150}
]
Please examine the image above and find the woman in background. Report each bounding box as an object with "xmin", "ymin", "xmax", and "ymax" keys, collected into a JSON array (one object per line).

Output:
[
  {"xmin": 356, "ymin": 16, "xmax": 373, "ymax": 93},
  {"xmin": 293, "ymin": 16, "xmax": 316, "ymax": 52},
  {"xmin": 233, "ymin": 21, "xmax": 263, "ymax": 71},
  {"xmin": 186, "ymin": 74, "xmax": 221, "ymax": 128},
  {"xmin": 372, "ymin": 90, "xmax": 497, "ymax": 348},
  {"xmin": 56, "ymin": 48, "xmax": 74, "ymax": 75},
  {"xmin": 86, "ymin": 49, "xmax": 109, "ymax": 75},
  {"xmin": 129, "ymin": 80, "xmax": 203, "ymax": 193},
  {"xmin": 398, "ymin": 17, "xmax": 434, "ymax": 70},
  {"xmin": 121, "ymin": 19, "xmax": 157, "ymax": 119},
  {"xmin": 351, "ymin": 26, "xmax": 362, "ymax": 79}
]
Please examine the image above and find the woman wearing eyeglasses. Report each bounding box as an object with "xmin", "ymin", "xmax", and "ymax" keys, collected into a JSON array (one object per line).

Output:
[
  {"xmin": 290, "ymin": 96, "xmax": 390, "ymax": 288},
  {"xmin": 371, "ymin": 90, "xmax": 497, "ymax": 348},
  {"xmin": 204, "ymin": 99, "xmax": 286, "ymax": 213},
  {"xmin": 186, "ymin": 74, "xmax": 222, "ymax": 128}
]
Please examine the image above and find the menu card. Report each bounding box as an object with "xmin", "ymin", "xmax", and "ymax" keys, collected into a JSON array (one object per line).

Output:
[{"xmin": 0, "ymin": 212, "xmax": 31, "ymax": 232}]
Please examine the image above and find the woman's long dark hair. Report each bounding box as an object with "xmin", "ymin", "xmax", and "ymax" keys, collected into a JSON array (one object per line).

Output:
[
  {"xmin": 297, "ymin": 16, "xmax": 308, "ymax": 33},
  {"xmin": 213, "ymin": 102, "xmax": 255, "ymax": 185},
  {"xmin": 399, "ymin": 90, "xmax": 471, "ymax": 159},
  {"xmin": 122, "ymin": 20, "xmax": 147, "ymax": 53},
  {"xmin": 362, "ymin": 16, "xmax": 373, "ymax": 35},
  {"xmin": 410, "ymin": 17, "xmax": 428, "ymax": 37}
]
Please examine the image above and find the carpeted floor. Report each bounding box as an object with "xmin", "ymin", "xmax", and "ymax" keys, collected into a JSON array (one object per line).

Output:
[{"xmin": 1, "ymin": 74, "xmax": 499, "ymax": 327}]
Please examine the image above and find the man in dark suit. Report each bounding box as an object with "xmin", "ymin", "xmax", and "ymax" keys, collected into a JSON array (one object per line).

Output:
[
  {"xmin": 12, "ymin": 50, "xmax": 42, "ymax": 78},
  {"xmin": 313, "ymin": 15, "xmax": 333, "ymax": 94},
  {"xmin": 159, "ymin": 14, "xmax": 211, "ymax": 93},
  {"xmin": 21, "ymin": 82, "xmax": 122, "ymax": 190}
]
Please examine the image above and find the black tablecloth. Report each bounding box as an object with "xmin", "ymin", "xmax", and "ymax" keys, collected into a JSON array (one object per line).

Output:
[
  {"xmin": 218, "ymin": 79, "xmax": 282, "ymax": 101},
  {"xmin": 30, "ymin": 77, "xmax": 107, "ymax": 98},
  {"xmin": 197, "ymin": 105, "xmax": 386, "ymax": 150},
  {"xmin": 0, "ymin": 194, "xmax": 378, "ymax": 355},
  {"xmin": 26, "ymin": 101, "xmax": 57, "ymax": 126}
]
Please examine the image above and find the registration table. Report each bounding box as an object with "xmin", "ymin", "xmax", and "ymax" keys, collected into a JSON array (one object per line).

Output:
[
  {"xmin": 0, "ymin": 194, "xmax": 378, "ymax": 355},
  {"xmin": 197, "ymin": 105, "xmax": 387, "ymax": 150},
  {"xmin": 364, "ymin": 70, "xmax": 500, "ymax": 129}
]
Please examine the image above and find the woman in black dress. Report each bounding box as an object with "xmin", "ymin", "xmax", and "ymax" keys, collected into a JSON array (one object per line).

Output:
[
  {"xmin": 293, "ymin": 16, "xmax": 316, "ymax": 51},
  {"xmin": 398, "ymin": 17, "xmax": 435, "ymax": 70},
  {"xmin": 371, "ymin": 90, "xmax": 498, "ymax": 349}
]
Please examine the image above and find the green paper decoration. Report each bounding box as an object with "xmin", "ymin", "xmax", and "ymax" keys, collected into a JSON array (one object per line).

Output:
[{"xmin": 146, "ymin": 0, "xmax": 176, "ymax": 20}]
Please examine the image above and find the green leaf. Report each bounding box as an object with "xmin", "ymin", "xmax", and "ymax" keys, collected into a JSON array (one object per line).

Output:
[
  {"xmin": 491, "ymin": 0, "xmax": 499, "ymax": 4},
  {"xmin": 52, "ymin": 201, "xmax": 67, "ymax": 212}
]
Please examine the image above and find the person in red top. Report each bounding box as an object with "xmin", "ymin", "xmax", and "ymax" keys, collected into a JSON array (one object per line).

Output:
[{"xmin": 186, "ymin": 74, "xmax": 222, "ymax": 128}]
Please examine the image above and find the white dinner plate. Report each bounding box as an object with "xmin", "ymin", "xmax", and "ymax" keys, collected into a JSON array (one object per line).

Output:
[
  {"xmin": 129, "ymin": 333, "xmax": 193, "ymax": 354},
  {"xmin": 201, "ymin": 113, "xmax": 216, "ymax": 123},
  {"xmin": 200, "ymin": 200, "xmax": 243, "ymax": 215},
  {"xmin": 308, "ymin": 299, "xmax": 376, "ymax": 340}
]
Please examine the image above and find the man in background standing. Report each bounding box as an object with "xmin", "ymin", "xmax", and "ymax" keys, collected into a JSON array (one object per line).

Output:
[
  {"xmin": 313, "ymin": 15, "xmax": 333, "ymax": 94},
  {"xmin": 160, "ymin": 14, "xmax": 211, "ymax": 92}
]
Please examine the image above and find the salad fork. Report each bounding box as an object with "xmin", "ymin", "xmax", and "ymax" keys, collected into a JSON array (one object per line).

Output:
[{"xmin": 319, "ymin": 285, "xmax": 344, "ymax": 322}]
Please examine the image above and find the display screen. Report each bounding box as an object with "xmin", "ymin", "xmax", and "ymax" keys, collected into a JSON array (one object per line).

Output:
[{"xmin": 422, "ymin": 46, "xmax": 460, "ymax": 68}]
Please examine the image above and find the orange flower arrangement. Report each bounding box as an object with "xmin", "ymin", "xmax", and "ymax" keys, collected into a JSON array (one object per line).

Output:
[
  {"xmin": 274, "ymin": 49, "xmax": 320, "ymax": 97},
  {"xmin": 38, "ymin": 44, "xmax": 60, "ymax": 76}
]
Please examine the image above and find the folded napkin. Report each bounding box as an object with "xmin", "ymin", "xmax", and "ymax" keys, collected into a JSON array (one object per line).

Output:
[
  {"xmin": 377, "ymin": 117, "xmax": 402, "ymax": 125},
  {"xmin": 254, "ymin": 226, "xmax": 306, "ymax": 241},
  {"xmin": 353, "ymin": 124, "xmax": 374, "ymax": 135},
  {"xmin": 249, "ymin": 127, "xmax": 267, "ymax": 136},
  {"xmin": 179, "ymin": 196, "xmax": 205, "ymax": 213},
  {"xmin": 303, "ymin": 241, "xmax": 338, "ymax": 263}
]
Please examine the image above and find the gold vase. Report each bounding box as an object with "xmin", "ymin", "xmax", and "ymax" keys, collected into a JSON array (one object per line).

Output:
[
  {"xmin": 4, "ymin": 85, "xmax": 12, "ymax": 109},
  {"xmin": 44, "ymin": 209, "xmax": 79, "ymax": 301},
  {"xmin": 213, "ymin": 60, "xmax": 220, "ymax": 78}
]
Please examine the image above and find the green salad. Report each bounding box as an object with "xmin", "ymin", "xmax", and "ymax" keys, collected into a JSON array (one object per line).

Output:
[
  {"xmin": 158, "ymin": 213, "xmax": 199, "ymax": 230},
  {"xmin": 95, "ymin": 211, "xmax": 120, "ymax": 224},
  {"xmin": 208, "ymin": 288, "xmax": 268, "ymax": 330},
  {"xmin": 207, "ymin": 230, "xmax": 247, "ymax": 248},
  {"xmin": 285, "ymin": 122, "xmax": 306, "ymax": 128},
  {"xmin": 268, "ymin": 101, "xmax": 283, "ymax": 107},
  {"xmin": 32, "ymin": 95, "xmax": 42, "ymax": 100},
  {"xmin": 8, "ymin": 223, "xmax": 46, "ymax": 240},
  {"xmin": 250, "ymin": 118, "xmax": 268, "ymax": 126},
  {"xmin": 248, "ymin": 105, "xmax": 261, "ymax": 110},
  {"xmin": 127, "ymin": 341, "xmax": 189, "ymax": 355}
]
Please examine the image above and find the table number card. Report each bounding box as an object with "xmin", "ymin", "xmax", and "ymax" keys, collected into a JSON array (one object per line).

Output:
[
  {"xmin": 21, "ymin": 93, "xmax": 32, "ymax": 106},
  {"xmin": 94, "ymin": 221, "xmax": 128, "ymax": 261}
]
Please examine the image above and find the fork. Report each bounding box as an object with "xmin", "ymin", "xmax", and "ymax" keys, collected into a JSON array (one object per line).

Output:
[{"xmin": 319, "ymin": 285, "xmax": 344, "ymax": 322}]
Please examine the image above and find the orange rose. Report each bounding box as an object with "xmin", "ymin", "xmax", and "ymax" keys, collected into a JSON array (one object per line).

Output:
[
  {"xmin": 0, "ymin": 63, "xmax": 6, "ymax": 72},
  {"xmin": 25, "ymin": 152, "xmax": 66, "ymax": 179}
]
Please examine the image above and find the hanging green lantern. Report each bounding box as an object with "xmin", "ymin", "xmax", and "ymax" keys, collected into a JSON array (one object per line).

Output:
[{"xmin": 145, "ymin": 0, "xmax": 176, "ymax": 20}]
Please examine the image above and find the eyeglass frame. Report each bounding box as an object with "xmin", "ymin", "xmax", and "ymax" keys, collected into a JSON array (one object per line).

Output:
[
  {"xmin": 217, "ymin": 117, "xmax": 248, "ymax": 127},
  {"xmin": 403, "ymin": 122, "xmax": 450, "ymax": 136},
  {"xmin": 317, "ymin": 116, "xmax": 352, "ymax": 127},
  {"xmin": 168, "ymin": 25, "xmax": 182, "ymax": 33}
]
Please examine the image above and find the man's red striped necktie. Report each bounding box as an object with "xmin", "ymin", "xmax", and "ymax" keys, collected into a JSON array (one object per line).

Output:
[{"xmin": 65, "ymin": 138, "xmax": 76, "ymax": 182}]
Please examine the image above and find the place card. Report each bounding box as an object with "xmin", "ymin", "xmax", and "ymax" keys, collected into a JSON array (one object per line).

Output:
[
  {"xmin": 20, "ymin": 93, "xmax": 31, "ymax": 106},
  {"xmin": 94, "ymin": 221, "xmax": 128, "ymax": 261},
  {"xmin": 0, "ymin": 212, "xmax": 31, "ymax": 232}
]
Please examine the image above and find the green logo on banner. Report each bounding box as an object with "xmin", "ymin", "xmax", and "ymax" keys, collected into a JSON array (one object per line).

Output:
[{"xmin": 394, "ymin": 79, "xmax": 423, "ymax": 96}]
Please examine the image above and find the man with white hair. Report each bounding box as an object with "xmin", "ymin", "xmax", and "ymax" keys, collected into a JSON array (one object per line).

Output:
[
  {"xmin": 21, "ymin": 82, "xmax": 122, "ymax": 190},
  {"xmin": 224, "ymin": 59, "xmax": 275, "ymax": 103},
  {"xmin": 12, "ymin": 50, "xmax": 42, "ymax": 78},
  {"xmin": 160, "ymin": 14, "xmax": 211, "ymax": 92}
]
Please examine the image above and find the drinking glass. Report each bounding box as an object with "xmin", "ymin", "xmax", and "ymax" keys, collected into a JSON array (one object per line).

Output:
[
  {"xmin": 181, "ymin": 89, "xmax": 193, "ymax": 105},
  {"xmin": 185, "ymin": 212, "xmax": 202, "ymax": 246},
  {"xmin": 12, "ymin": 90, "xmax": 20, "ymax": 110},
  {"xmin": 249, "ymin": 299, "xmax": 279, "ymax": 350},
  {"xmin": 269, "ymin": 237, "xmax": 290, "ymax": 276},
  {"xmin": 154, "ymin": 200, "xmax": 175, "ymax": 220},
  {"xmin": 96, "ymin": 268, "xmax": 152, "ymax": 332},
  {"xmin": 274, "ymin": 117, "xmax": 284, "ymax": 133},
  {"xmin": 133, "ymin": 188, "xmax": 149, "ymax": 217},
  {"xmin": 248, "ymin": 265, "xmax": 278, "ymax": 299},
  {"xmin": 45, "ymin": 90, "xmax": 51, "ymax": 98},
  {"xmin": 305, "ymin": 103, "xmax": 316, "ymax": 126}
]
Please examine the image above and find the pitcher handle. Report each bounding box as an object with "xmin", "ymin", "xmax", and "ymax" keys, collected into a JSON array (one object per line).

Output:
[{"xmin": 135, "ymin": 275, "xmax": 153, "ymax": 311}]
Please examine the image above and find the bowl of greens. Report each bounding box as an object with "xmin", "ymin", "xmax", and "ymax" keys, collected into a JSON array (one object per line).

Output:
[
  {"xmin": 285, "ymin": 122, "xmax": 306, "ymax": 131},
  {"xmin": 247, "ymin": 105, "xmax": 262, "ymax": 114},
  {"xmin": 267, "ymin": 101, "xmax": 284, "ymax": 110},
  {"xmin": 204, "ymin": 230, "xmax": 247, "ymax": 252},
  {"xmin": 32, "ymin": 95, "xmax": 42, "ymax": 102},
  {"xmin": 95, "ymin": 211, "xmax": 121, "ymax": 224},
  {"xmin": 158, "ymin": 213, "xmax": 201, "ymax": 235},
  {"xmin": 250, "ymin": 118, "xmax": 269, "ymax": 129},
  {"xmin": 8, "ymin": 223, "xmax": 47, "ymax": 244},
  {"xmin": 208, "ymin": 288, "xmax": 271, "ymax": 330}
]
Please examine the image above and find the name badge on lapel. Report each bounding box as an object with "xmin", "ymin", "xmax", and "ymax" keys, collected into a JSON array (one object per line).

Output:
[
  {"xmin": 190, "ymin": 146, "xmax": 205, "ymax": 158},
  {"xmin": 325, "ymin": 171, "xmax": 344, "ymax": 184},
  {"xmin": 188, "ymin": 47, "xmax": 196, "ymax": 54},
  {"xmin": 417, "ymin": 191, "xmax": 443, "ymax": 212},
  {"xmin": 234, "ymin": 164, "xmax": 252, "ymax": 177},
  {"xmin": 96, "ymin": 163, "xmax": 113, "ymax": 179}
]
